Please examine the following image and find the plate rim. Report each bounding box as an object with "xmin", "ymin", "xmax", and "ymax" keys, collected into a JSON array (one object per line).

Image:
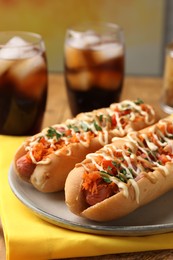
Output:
[{"xmin": 8, "ymin": 164, "xmax": 173, "ymax": 236}]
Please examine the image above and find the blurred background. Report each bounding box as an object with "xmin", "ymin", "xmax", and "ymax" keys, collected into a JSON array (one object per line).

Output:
[{"xmin": 0, "ymin": 0, "xmax": 170, "ymax": 76}]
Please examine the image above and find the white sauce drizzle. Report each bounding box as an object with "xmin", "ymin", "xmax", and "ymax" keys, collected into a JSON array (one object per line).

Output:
[
  {"xmin": 128, "ymin": 179, "xmax": 140, "ymax": 203},
  {"xmin": 109, "ymin": 176, "xmax": 129, "ymax": 198},
  {"xmin": 83, "ymin": 119, "xmax": 173, "ymax": 204},
  {"xmin": 24, "ymin": 100, "xmax": 155, "ymax": 165}
]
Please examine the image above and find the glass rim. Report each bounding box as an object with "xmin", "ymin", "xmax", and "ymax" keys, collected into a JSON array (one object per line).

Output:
[
  {"xmin": 0, "ymin": 31, "xmax": 44, "ymax": 48},
  {"xmin": 67, "ymin": 21, "xmax": 123, "ymax": 34}
]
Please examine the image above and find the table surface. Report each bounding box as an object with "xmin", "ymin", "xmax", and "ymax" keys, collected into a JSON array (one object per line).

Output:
[{"xmin": 1, "ymin": 73, "xmax": 173, "ymax": 260}]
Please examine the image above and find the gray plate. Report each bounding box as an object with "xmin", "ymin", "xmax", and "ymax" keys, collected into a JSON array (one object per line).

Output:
[{"xmin": 8, "ymin": 164, "xmax": 173, "ymax": 236}]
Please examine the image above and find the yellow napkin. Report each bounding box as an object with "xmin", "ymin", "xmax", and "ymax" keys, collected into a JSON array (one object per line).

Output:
[{"xmin": 1, "ymin": 135, "xmax": 173, "ymax": 260}]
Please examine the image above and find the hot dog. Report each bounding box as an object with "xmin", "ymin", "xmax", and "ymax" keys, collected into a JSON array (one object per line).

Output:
[
  {"xmin": 13, "ymin": 99, "xmax": 156, "ymax": 192},
  {"xmin": 65, "ymin": 115, "xmax": 173, "ymax": 221}
]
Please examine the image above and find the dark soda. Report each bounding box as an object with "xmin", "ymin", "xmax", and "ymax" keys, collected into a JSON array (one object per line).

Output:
[
  {"xmin": 64, "ymin": 31, "xmax": 124, "ymax": 116},
  {"xmin": 0, "ymin": 39, "xmax": 48, "ymax": 135}
]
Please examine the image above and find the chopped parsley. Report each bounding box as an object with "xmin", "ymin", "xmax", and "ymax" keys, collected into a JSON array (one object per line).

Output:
[
  {"xmin": 117, "ymin": 174, "xmax": 127, "ymax": 182},
  {"xmin": 112, "ymin": 161, "xmax": 121, "ymax": 168},
  {"xmin": 99, "ymin": 114, "xmax": 103, "ymax": 122},
  {"xmin": 46, "ymin": 127, "xmax": 63, "ymax": 140},
  {"xmin": 134, "ymin": 98, "xmax": 144, "ymax": 105},
  {"xmin": 94, "ymin": 120, "xmax": 102, "ymax": 131},
  {"xmin": 80, "ymin": 122, "xmax": 90, "ymax": 132},
  {"xmin": 67, "ymin": 124, "xmax": 80, "ymax": 133},
  {"xmin": 100, "ymin": 171, "xmax": 113, "ymax": 183}
]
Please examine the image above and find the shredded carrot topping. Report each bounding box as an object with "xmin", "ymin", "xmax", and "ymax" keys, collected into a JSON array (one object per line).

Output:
[
  {"xmin": 32, "ymin": 142, "xmax": 53, "ymax": 161},
  {"xmin": 167, "ymin": 123, "xmax": 173, "ymax": 134},
  {"xmin": 82, "ymin": 171, "xmax": 101, "ymax": 194}
]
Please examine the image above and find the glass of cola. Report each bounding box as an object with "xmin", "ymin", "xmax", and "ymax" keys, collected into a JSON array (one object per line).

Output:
[
  {"xmin": 64, "ymin": 22, "xmax": 125, "ymax": 116},
  {"xmin": 0, "ymin": 31, "xmax": 48, "ymax": 135},
  {"xmin": 160, "ymin": 42, "xmax": 173, "ymax": 114}
]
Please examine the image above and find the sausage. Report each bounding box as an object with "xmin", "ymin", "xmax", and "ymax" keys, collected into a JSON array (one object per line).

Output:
[
  {"xmin": 16, "ymin": 155, "xmax": 35, "ymax": 182},
  {"xmin": 84, "ymin": 181, "xmax": 118, "ymax": 206}
]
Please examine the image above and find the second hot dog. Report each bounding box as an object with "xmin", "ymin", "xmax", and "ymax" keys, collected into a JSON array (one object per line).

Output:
[{"xmin": 13, "ymin": 99, "xmax": 156, "ymax": 192}]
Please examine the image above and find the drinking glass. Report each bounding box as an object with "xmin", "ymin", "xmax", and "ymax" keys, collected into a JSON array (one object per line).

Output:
[
  {"xmin": 160, "ymin": 42, "xmax": 173, "ymax": 114},
  {"xmin": 0, "ymin": 31, "xmax": 48, "ymax": 135},
  {"xmin": 64, "ymin": 22, "xmax": 125, "ymax": 116}
]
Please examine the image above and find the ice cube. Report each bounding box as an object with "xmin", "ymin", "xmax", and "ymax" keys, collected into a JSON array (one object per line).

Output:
[
  {"xmin": 8, "ymin": 54, "xmax": 47, "ymax": 99},
  {"xmin": 67, "ymin": 30, "xmax": 100, "ymax": 49},
  {"xmin": 83, "ymin": 31, "xmax": 101, "ymax": 47},
  {"xmin": 66, "ymin": 70, "xmax": 94, "ymax": 91},
  {"xmin": 65, "ymin": 45, "xmax": 89, "ymax": 69},
  {"xmin": 0, "ymin": 36, "xmax": 37, "ymax": 75},
  {"xmin": 0, "ymin": 59, "xmax": 14, "ymax": 75},
  {"xmin": 0, "ymin": 36, "xmax": 36, "ymax": 59},
  {"xmin": 5, "ymin": 36, "xmax": 28, "ymax": 47},
  {"xmin": 93, "ymin": 71, "xmax": 122, "ymax": 90},
  {"xmin": 92, "ymin": 42, "xmax": 124, "ymax": 64},
  {"xmin": 67, "ymin": 37, "xmax": 86, "ymax": 49}
]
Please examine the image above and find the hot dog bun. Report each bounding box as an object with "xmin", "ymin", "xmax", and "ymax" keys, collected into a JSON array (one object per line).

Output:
[
  {"xmin": 65, "ymin": 115, "xmax": 173, "ymax": 221},
  {"xmin": 13, "ymin": 134, "xmax": 103, "ymax": 192},
  {"xmin": 13, "ymin": 99, "xmax": 156, "ymax": 192}
]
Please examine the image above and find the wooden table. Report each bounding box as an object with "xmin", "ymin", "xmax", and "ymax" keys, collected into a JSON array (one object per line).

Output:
[{"xmin": 1, "ymin": 73, "xmax": 173, "ymax": 259}]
